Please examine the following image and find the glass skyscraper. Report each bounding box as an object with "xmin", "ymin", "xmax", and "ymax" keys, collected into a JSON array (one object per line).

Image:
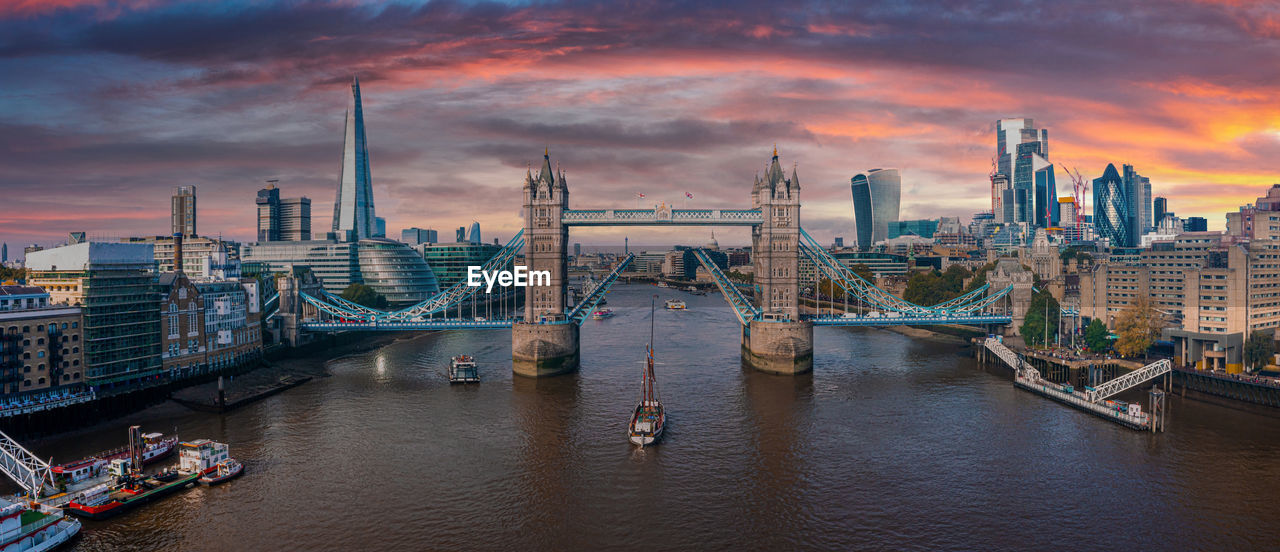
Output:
[
  {"xmin": 243, "ymin": 78, "xmax": 439, "ymax": 306},
  {"xmin": 1094, "ymin": 163, "xmax": 1133, "ymax": 247},
  {"xmin": 994, "ymin": 118, "xmax": 1054, "ymax": 228},
  {"xmin": 851, "ymin": 168, "xmax": 901, "ymax": 249},
  {"xmin": 333, "ymin": 76, "xmax": 377, "ymax": 242}
]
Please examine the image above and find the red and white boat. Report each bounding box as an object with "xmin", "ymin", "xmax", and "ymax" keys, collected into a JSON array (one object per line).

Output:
[
  {"xmin": 199, "ymin": 459, "xmax": 244, "ymax": 485},
  {"xmin": 51, "ymin": 432, "xmax": 177, "ymax": 488}
]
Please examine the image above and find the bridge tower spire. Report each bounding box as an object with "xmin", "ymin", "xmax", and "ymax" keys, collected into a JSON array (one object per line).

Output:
[{"xmin": 511, "ymin": 148, "xmax": 580, "ymax": 377}]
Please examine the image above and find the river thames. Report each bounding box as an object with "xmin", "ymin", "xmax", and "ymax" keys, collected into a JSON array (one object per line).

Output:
[{"xmin": 33, "ymin": 284, "xmax": 1280, "ymax": 550}]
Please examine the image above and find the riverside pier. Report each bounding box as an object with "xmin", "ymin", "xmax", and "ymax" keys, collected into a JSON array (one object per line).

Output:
[{"xmin": 981, "ymin": 338, "xmax": 1171, "ymax": 432}]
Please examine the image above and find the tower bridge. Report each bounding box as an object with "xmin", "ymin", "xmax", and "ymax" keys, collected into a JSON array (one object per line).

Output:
[{"xmin": 282, "ymin": 148, "xmax": 1014, "ymax": 377}]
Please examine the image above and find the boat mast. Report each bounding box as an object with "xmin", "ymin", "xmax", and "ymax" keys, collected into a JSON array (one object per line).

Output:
[{"xmin": 647, "ymin": 295, "xmax": 656, "ymax": 404}]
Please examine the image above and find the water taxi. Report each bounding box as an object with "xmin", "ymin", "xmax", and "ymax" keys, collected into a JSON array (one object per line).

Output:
[
  {"xmin": 199, "ymin": 459, "xmax": 244, "ymax": 486},
  {"xmin": 629, "ymin": 297, "xmax": 666, "ymax": 447},
  {"xmin": 591, "ymin": 308, "xmax": 615, "ymax": 320},
  {"xmin": 0, "ymin": 499, "xmax": 80, "ymax": 552},
  {"xmin": 664, "ymin": 299, "xmax": 686, "ymax": 310},
  {"xmin": 449, "ymin": 355, "xmax": 480, "ymax": 384}
]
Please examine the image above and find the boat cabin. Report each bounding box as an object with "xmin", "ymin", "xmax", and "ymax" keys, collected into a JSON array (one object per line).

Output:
[
  {"xmin": 178, "ymin": 440, "xmax": 230, "ymax": 475},
  {"xmin": 107, "ymin": 459, "xmax": 132, "ymax": 477},
  {"xmin": 52, "ymin": 458, "xmax": 107, "ymax": 485}
]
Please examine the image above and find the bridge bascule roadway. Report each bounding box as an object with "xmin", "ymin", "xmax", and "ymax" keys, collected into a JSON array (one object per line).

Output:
[{"xmin": 287, "ymin": 148, "xmax": 1014, "ymax": 377}]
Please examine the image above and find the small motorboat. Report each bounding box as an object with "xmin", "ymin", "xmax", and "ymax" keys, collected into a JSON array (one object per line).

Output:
[
  {"xmin": 591, "ymin": 308, "xmax": 615, "ymax": 320},
  {"xmin": 199, "ymin": 459, "xmax": 244, "ymax": 485},
  {"xmin": 629, "ymin": 297, "xmax": 666, "ymax": 447},
  {"xmin": 449, "ymin": 355, "xmax": 480, "ymax": 384},
  {"xmin": 664, "ymin": 299, "xmax": 686, "ymax": 310}
]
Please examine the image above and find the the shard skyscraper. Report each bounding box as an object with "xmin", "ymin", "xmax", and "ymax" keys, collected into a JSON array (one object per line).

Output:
[{"xmin": 333, "ymin": 76, "xmax": 377, "ymax": 242}]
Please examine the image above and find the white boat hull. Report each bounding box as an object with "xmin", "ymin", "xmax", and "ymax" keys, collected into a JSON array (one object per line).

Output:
[{"xmin": 6, "ymin": 517, "xmax": 80, "ymax": 552}]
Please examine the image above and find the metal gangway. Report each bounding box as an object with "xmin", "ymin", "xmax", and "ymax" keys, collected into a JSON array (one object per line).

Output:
[
  {"xmin": 1086, "ymin": 359, "xmax": 1172, "ymax": 403},
  {"xmin": 984, "ymin": 337, "xmax": 1036, "ymax": 378},
  {"xmin": 0, "ymin": 429, "xmax": 53, "ymax": 499}
]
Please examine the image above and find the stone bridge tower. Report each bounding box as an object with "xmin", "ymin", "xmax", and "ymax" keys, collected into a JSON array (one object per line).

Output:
[
  {"xmin": 511, "ymin": 150, "xmax": 579, "ymax": 377},
  {"xmin": 743, "ymin": 148, "xmax": 813, "ymax": 374},
  {"xmin": 752, "ymin": 147, "xmax": 801, "ymax": 320}
]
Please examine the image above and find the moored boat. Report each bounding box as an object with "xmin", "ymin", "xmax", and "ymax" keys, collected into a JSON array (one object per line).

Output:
[
  {"xmin": 664, "ymin": 299, "xmax": 686, "ymax": 310},
  {"xmin": 64, "ymin": 439, "xmax": 231, "ymax": 520},
  {"xmin": 629, "ymin": 297, "xmax": 666, "ymax": 447},
  {"xmin": 199, "ymin": 460, "xmax": 244, "ymax": 486},
  {"xmin": 591, "ymin": 308, "xmax": 615, "ymax": 320},
  {"xmin": 449, "ymin": 355, "xmax": 480, "ymax": 384},
  {"xmin": 0, "ymin": 499, "xmax": 80, "ymax": 552},
  {"xmin": 51, "ymin": 432, "xmax": 176, "ymax": 488},
  {"xmin": 50, "ymin": 430, "xmax": 178, "ymax": 495}
]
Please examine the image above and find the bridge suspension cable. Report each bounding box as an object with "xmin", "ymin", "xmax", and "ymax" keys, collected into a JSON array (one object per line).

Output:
[
  {"xmin": 691, "ymin": 248, "xmax": 760, "ymax": 325},
  {"xmin": 797, "ymin": 228, "xmax": 1011, "ymax": 317},
  {"xmin": 382, "ymin": 230, "xmax": 526, "ymax": 321}
]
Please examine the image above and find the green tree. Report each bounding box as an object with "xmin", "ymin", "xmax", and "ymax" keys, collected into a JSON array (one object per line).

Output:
[
  {"xmin": 962, "ymin": 261, "xmax": 997, "ymax": 294},
  {"xmin": 848, "ymin": 263, "xmax": 874, "ymax": 283},
  {"xmin": 1113, "ymin": 296, "xmax": 1162, "ymax": 358},
  {"xmin": 1244, "ymin": 330, "xmax": 1276, "ymax": 373},
  {"xmin": 1019, "ymin": 290, "xmax": 1061, "ymax": 347},
  {"xmin": 0, "ymin": 266, "xmax": 26, "ymax": 283},
  {"xmin": 817, "ymin": 277, "xmax": 845, "ymax": 301},
  {"xmin": 903, "ymin": 268, "xmax": 967, "ymax": 307},
  {"xmin": 941, "ymin": 264, "xmax": 971, "ymax": 291},
  {"xmin": 1084, "ymin": 319, "xmax": 1111, "ymax": 353},
  {"xmin": 340, "ymin": 283, "xmax": 388, "ymax": 309}
]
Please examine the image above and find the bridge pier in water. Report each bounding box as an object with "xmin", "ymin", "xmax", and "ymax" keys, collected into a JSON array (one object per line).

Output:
[
  {"xmin": 511, "ymin": 322, "xmax": 580, "ymax": 377},
  {"xmin": 742, "ymin": 320, "xmax": 813, "ymax": 375}
]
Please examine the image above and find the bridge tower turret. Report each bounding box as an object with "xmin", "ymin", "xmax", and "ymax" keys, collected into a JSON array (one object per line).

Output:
[
  {"xmin": 512, "ymin": 149, "xmax": 580, "ymax": 377},
  {"xmin": 743, "ymin": 147, "xmax": 813, "ymax": 374},
  {"xmin": 751, "ymin": 147, "xmax": 801, "ymax": 320},
  {"xmin": 522, "ymin": 149, "xmax": 570, "ymax": 321}
]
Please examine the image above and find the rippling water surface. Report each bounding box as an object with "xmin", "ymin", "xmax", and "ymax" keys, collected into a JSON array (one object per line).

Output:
[{"xmin": 30, "ymin": 284, "xmax": 1280, "ymax": 550}]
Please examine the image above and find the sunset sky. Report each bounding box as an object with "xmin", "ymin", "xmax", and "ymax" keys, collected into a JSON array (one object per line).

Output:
[{"xmin": 2, "ymin": 0, "xmax": 1279, "ymax": 252}]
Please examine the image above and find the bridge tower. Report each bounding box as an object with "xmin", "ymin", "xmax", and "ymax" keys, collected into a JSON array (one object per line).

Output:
[
  {"xmin": 743, "ymin": 148, "xmax": 813, "ymax": 374},
  {"xmin": 511, "ymin": 150, "xmax": 579, "ymax": 377}
]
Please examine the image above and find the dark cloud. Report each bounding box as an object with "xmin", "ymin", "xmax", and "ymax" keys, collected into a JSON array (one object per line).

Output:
[{"xmin": 1, "ymin": 0, "xmax": 1278, "ymax": 246}]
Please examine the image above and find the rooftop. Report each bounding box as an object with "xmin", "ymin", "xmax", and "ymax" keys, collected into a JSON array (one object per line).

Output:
[{"xmin": 0, "ymin": 285, "xmax": 46, "ymax": 297}]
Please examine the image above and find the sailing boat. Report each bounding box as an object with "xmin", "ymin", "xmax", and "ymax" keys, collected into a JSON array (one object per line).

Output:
[{"xmin": 629, "ymin": 296, "xmax": 666, "ymax": 447}]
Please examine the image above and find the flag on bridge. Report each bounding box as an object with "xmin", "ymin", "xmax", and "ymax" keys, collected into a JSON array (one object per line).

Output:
[
  {"xmin": 636, "ymin": 193, "xmax": 646, "ymax": 198},
  {"xmin": 685, "ymin": 192, "xmax": 694, "ymax": 199}
]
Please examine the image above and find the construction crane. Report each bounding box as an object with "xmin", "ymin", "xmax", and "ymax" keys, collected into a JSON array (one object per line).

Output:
[
  {"xmin": 1062, "ymin": 166, "xmax": 1089, "ymax": 237},
  {"xmin": 988, "ymin": 155, "xmax": 1000, "ymax": 216}
]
